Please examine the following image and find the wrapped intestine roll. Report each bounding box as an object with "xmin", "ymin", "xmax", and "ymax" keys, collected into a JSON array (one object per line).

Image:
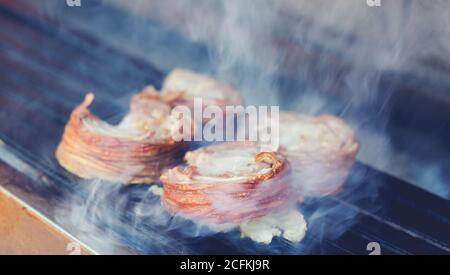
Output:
[
  {"xmin": 162, "ymin": 68, "xmax": 243, "ymax": 110},
  {"xmin": 277, "ymin": 112, "xmax": 360, "ymax": 197},
  {"xmin": 160, "ymin": 142, "xmax": 291, "ymax": 224},
  {"xmin": 55, "ymin": 87, "xmax": 186, "ymax": 184}
]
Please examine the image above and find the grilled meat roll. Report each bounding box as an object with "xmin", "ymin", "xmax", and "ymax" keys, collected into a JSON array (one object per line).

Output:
[
  {"xmin": 162, "ymin": 68, "xmax": 243, "ymax": 110},
  {"xmin": 277, "ymin": 112, "xmax": 359, "ymax": 197},
  {"xmin": 160, "ymin": 142, "xmax": 291, "ymax": 224},
  {"xmin": 55, "ymin": 87, "xmax": 186, "ymax": 184}
]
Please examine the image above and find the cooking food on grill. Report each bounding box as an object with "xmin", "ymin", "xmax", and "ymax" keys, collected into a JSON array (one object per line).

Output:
[
  {"xmin": 277, "ymin": 112, "xmax": 360, "ymax": 197},
  {"xmin": 160, "ymin": 142, "xmax": 291, "ymax": 224},
  {"xmin": 55, "ymin": 86, "xmax": 186, "ymax": 184},
  {"xmin": 162, "ymin": 68, "xmax": 243, "ymax": 110}
]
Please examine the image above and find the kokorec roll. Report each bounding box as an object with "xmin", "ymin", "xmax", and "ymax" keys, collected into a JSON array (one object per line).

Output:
[
  {"xmin": 161, "ymin": 142, "xmax": 291, "ymax": 224},
  {"xmin": 55, "ymin": 87, "xmax": 186, "ymax": 184},
  {"xmin": 277, "ymin": 112, "xmax": 360, "ymax": 197}
]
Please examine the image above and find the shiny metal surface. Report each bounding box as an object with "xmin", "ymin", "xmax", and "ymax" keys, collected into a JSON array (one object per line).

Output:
[{"xmin": 0, "ymin": 165, "xmax": 93, "ymax": 255}]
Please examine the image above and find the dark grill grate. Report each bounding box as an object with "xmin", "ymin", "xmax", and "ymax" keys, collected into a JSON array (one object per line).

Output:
[{"xmin": 0, "ymin": 0, "xmax": 449, "ymax": 255}]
